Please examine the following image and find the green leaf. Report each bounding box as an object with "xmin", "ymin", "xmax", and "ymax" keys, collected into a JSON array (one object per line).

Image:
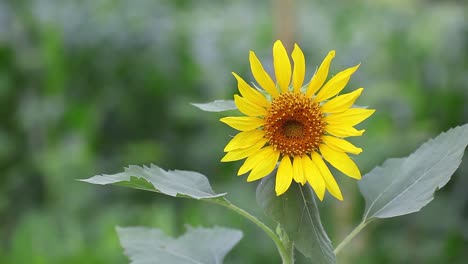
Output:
[
  {"xmin": 81, "ymin": 164, "xmax": 226, "ymax": 199},
  {"xmin": 359, "ymin": 124, "xmax": 468, "ymax": 221},
  {"xmin": 117, "ymin": 226, "xmax": 243, "ymax": 264},
  {"xmin": 256, "ymin": 175, "xmax": 335, "ymax": 264},
  {"xmin": 191, "ymin": 100, "xmax": 237, "ymax": 112}
]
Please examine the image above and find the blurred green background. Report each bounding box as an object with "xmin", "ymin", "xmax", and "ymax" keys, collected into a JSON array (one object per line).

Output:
[{"xmin": 1, "ymin": 0, "xmax": 467, "ymax": 263}]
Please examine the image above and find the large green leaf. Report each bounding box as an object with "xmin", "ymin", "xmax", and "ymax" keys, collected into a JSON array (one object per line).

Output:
[
  {"xmin": 191, "ymin": 100, "xmax": 237, "ymax": 112},
  {"xmin": 81, "ymin": 164, "xmax": 226, "ymax": 199},
  {"xmin": 256, "ymin": 175, "xmax": 335, "ymax": 264},
  {"xmin": 117, "ymin": 226, "xmax": 243, "ymax": 264},
  {"xmin": 359, "ymin": 124, "xmax": 468, "ymax": 221}
]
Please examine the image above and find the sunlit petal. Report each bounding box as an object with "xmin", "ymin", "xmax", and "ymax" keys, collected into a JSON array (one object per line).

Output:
[
  {"xmin": 322, "ymin": 135, "xmax": 362, "ymax": 155},
  {"xmin": 326, "ymin": 125, "xmax": 365, "ymax": 138},
  {"xmin": 273, "ymin": 40, "xmax": 292, "ymax": 93},
  {"xmin": 238, "ymin": 146, "xmax": 276, "ymax": 176},
  {"xmin": 249, "ymin": 51, "xmax": 279, "ymax": 97},
  {"xmin": 320, "ymin": 144, "xmax": 361, "ymax": 179},
  {"xmin": 321, "ymin": 88, "xmax": 363, "ymax": 113},
  {"xmin": 220, "ymin": 116, "xmax": 264, "ymax": 131},
  {"xmin": 232, "ymin": 72, "xmax": 270, "ymax": 108},
  {"xmin": 311, "ymin": 152, "xmax": 343, "ymax": 201},
  {"xmin": 247, "ymin": 148, "xmax": 280, "ymax": 182},
  {"xmin": 224, "ymin": 130, "xmax": 265, "ymax": 152},
  {"xmin": 325, "ymin": 108, "xmax": 375, "ymax": 127},
  {"xmin": 234, "ymin": 95, "xmax": 268, "ymax": 117},
  {"xmin": 292, "ymin": 43, "xmax": 305, "ymax": 92},
  {"xmin": 293, "ymin": 155, "xmax": 306, "ymax": 185},
  {"xmin": 306, "ymin": 50, "xmax": 335, "ymax": 97},
  {"xmin": 302, "ymin": 155, "xmax": 326, "ymax": 200},
  {"xmin": 275, "ymin": 156, "xmax": 293, "ymax": 196},
  {"xmin": 221, "ymin": 138, "xmax": 267, "ymax": 162},
  {"xmin": 315, "ymin": 63, "xmax": 360, "ymax": 102}
]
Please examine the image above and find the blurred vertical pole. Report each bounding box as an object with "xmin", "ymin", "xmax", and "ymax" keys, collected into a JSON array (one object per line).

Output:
[{"xmin": 273, "ymin": 0, "xmax": 294, "ymax": 52}]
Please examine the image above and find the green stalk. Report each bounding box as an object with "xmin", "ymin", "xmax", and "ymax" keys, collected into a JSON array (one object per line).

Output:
[
  {"xmin": 211, "ymin": 198, "xmax": 294, "ymax": 264},
  {"xmin": 334, "ymin": 219, "xmax": 373, "ymax": 255}
]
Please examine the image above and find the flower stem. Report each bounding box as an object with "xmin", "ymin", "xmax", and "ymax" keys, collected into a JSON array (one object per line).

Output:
[
  {"xmin": 334, "ymin": 219, "xmax": 373, "ymax": 255},
  {"xmin": 211, "ymin": 198, "xmax": 294, "ymax": 264}
]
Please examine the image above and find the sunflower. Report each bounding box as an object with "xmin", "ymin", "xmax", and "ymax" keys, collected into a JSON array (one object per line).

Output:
[{"xmin": 220, "ymin": 40, "xmax": 374, "ymax": 200}]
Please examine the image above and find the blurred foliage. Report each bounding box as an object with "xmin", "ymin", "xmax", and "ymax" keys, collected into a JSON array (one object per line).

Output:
[{"xmin": 0, "ymin": 0, "xmax": 467, "ymax": 263}]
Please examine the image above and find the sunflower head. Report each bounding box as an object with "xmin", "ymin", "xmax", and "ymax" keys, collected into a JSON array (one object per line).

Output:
[{"xmin": 220, "ymin": 40, "xmax": 374, "ymax": 200}]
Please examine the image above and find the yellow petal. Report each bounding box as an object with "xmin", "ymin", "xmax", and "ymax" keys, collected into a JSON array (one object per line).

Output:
[
  {"xmin": 275, "ymin": 156, "xmax": 293, "ymax": 196},
  {"xmin": 249, "ymin": 51, "xmax": 279, "ymax": 97},
  {"xmin": 273, "ymin": 40, "xmax": 292, "ymax": 93},
  {"xmin": 306, "ymin": 50, "xmax": 335, "ymax": 97},
  {"xmin": 315, "ymin": 63, "xmax": 360, "ymax": 102},
  {"xmin": 224, "ymin": 130, "xmax": 265, "ymax": 152},
  {"xmin": 321, "ymin": 88, "xmax": 363, "ymax": 114},
  {"xmin": 325, "ymin": 108, "xmax": 375, "ymax": 127},
  {"xmin": 247, "ymin": 147, "xmax": 280, "ymax": 182},
  {"xmin": 232, "ymin": 72, "xmax": 270, "ymax": 108},
  {"xmin": 302, "ymin": 155, "xmax": 326, "ymax": 200},
  {"xmin": 238, "ymin": 153, "xmax": 257, "ymax": 175},
  {"xmin": 220, "ymin": 116, "xmax": 264, "ymax": 131},
  {"xmin": 322, "ymin": 135, "xmax": 362, "ymax": 155},
  {"xmin": 238, "ymin": 146, "xmax": 273, "ymax": 175},
  {"xmin": 292, "ymin": 155, "xmax": 306, "ymax": 185},
  {"xmin": 326, "ymin": 125, "xmax": 365, "ymax": 138},
  {"xmin": 320, "ymin": 144, "xmax": 361, "ymax": 179},
  {"xmin": 221, "ymin": 138, "xmax": 267, "ymax": 162},
  {"xmin": 234, "ymin": 95, "xmax": 268, "ymax": 117},
  {"xmin": 311, "ymin": 152, "xmax": 343, "ymax": 201},
  {"xmin": 292, "ymin": 44, "xmax": 305, "ymax": 92}
]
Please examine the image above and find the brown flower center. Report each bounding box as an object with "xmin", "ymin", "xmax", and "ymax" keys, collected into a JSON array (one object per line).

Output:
[{"xmin": 264, "ymin": 92, "xmax": 326, "ymax": 157}]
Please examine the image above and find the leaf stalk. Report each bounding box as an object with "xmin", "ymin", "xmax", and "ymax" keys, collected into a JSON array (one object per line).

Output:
[{"xmin": 334, "ymin": 219, "xmax": 373, "ymax": 255}]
